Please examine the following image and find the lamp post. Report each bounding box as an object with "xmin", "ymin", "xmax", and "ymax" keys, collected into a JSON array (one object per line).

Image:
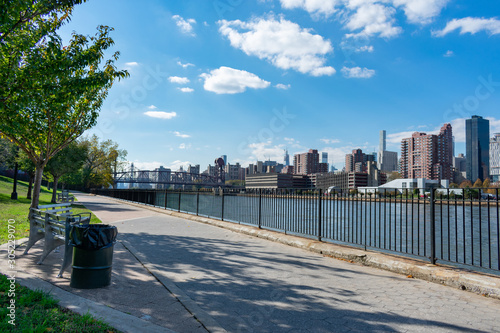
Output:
[{"xmin": 10, "ymin": 162, "xmax": 18, "ymax": 200}]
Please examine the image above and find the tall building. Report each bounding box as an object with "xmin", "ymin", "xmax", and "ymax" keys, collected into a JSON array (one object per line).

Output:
[
  {"xmin": 294, "ymin": 149, "xmax": 328, "ymax": 175},
  {"xmin": 284, "ymin": 149, "xmax": 290, "ymax": 166},
  {"xmin": 345, "ymin": 149, "xmax": 377, "ymax": 173},
  {"xmin": 378, "ymin": 130, "xmax": 399, "ymax": 173},
  {"xmin": 379, "ymin": 130, "xmax": 386, "ymax": 151},
  {"xmin": 466, "ymin": 115, "xmax": 490, "ymax": 181},
  {"xmin": 321, "ymin": 152, "xmax": 328, "ymax": 164},
  {"xmin": 221, "ymin": 155, "xmax": 227, "ymax": 165},
  {"xmin": 491, "ymin": 133, "xmax": 500, "ymax": 182},
  {"xmin": 400, "ymin": 123, "xmax": 453, "ymax": 182}
]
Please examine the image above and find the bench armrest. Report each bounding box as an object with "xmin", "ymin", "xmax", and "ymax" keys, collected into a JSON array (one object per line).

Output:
[{"xmin": 70, "ymin": 212, "xmax": 92, "ymax": 224}]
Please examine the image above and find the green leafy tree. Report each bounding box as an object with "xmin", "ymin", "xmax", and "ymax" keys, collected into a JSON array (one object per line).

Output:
[
  {"xmin": 80, "ymin": 135, "xmax": 127, "ymax": 189},
  {"xmin": 44, "ymin": 141, "xmax": 88, "ymax": 203},
  {"xmin": 17, "ymin": 150, "xmax": 36, "ymax": 199},
  {"xmin": 0, "ymin": 2, "xmax": 128, "ymax": 208},
  {"xmin": 0, "ymin": 137, "xmax": 17, "ymax": 170}
]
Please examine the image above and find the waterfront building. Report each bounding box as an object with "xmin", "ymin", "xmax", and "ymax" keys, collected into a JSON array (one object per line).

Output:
[
  {"xmin": 491, "ymin": 133, "xmax": 500, "ymax": 182},
  {"xmin": 245, "ymin": 173, "xmax": 308, "ymax": 189},
  {"xmin": 315, "ymin": 162, "xmax": 386, "ymax": 189},
  {"xmin": 187, "ymin": 164, "xmax": 200, "ymax": 174},
  {"xmin": 400, "ymin": 123, "xmax": 453, "ymax": 182},
  {"xmin": 378, "ymin": 130, "xmax": 399, "ymax": 173},
  {"xmin": 466, "ymin": 115, "xmax": 490, "ymax": 181},
  {"xmin": 294, "ymin": 149, "xmax": 328, "ymax": 175},
  {"xmin": 225, "ymin": 163, "xmax": 243, "ymax": 180},
  {"xmin": 345, "ymin": 149, "xmax": 378, "ymax": 173}
]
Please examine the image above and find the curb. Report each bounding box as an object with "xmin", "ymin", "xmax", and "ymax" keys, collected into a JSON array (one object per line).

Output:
[{"xmin": 100, "ymin": 196, "xmax": 500, "ymax": 300}]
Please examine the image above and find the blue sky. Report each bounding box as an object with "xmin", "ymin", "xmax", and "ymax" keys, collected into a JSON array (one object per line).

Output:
[{"xmin": 58, "ymin": 0, "xmax": 500, "ymax": 171}]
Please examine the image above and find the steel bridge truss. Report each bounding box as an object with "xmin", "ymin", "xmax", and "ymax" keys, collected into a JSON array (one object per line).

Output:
[{"xmin": 114, "ymin": 170, "xmax": 222, "ymax": 187}]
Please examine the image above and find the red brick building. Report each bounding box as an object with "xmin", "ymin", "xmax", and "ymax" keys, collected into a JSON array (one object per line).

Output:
[{"xmin": 400, "ymin": 123, "xmax": 453, "ymax": 182}]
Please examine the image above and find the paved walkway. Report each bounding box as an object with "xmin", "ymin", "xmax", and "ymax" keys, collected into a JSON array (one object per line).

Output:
[{"xmin": 5, "ymin": 193, "xmax": 500, "ymax": 332}]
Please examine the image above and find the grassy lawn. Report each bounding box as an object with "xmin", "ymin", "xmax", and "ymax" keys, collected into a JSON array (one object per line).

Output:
[
  {"xmin": 0, "ymin": 176, "xmax": 101, "ymax": 244},
  {"xmin": 0, "ymin": 274, "xmax": 121, "ymax": 332}
]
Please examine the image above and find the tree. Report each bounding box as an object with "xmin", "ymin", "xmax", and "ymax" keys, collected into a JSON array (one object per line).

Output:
[
  {"xmin": 0, "ymin": 137, "xmax": 17, "ymax": 170},
  {"xmin": 45, "ymin": 141, "xmax": 88, "ymax": 203},
  {"xmin": 387, "ymin": 171, "xmax": 401, "ymax": 182},
  {"xmin": 473, "ymin": 178, "xmax": 483, "ymax": 188},
  {"xmin": 17, "ymin": 151, "xmax": 36, "ymax": 199},
  {"xmin": 0, "ymin": 2, "xmax": 128, "ymax": 208},
  {"xmin": 482, "ymin": 178, "xmax": 491, "ymax": 189},
  {"xmin": 459, "ymin": 180, "xmax": 473, "ymax": 188},
  {"xmin": 449, "ymin": 183, "xmax": 459, "ymax": 188},
  {"xmin": 80, "ymin": 135, "xmax": 127, "ymax": 189}
]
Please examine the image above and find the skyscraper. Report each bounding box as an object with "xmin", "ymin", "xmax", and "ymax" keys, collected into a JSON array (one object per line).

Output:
[
  {"xmin": 400, "ymin": 123, "xmax": 453, "ymax": 181},
  {"xmin": 379, "ymin": 130, "xmax": 386, "ymax": 152},
  {"xmin": 490, "ymin": 133, "xmax": 500, "ymax": 182},
  {"xmin": 378, "ymin": 129, "xmax": 398, "ymax": 173},
  {"xmin": 466, "ymin": 115, "xmax": 490, "ymax": 181},
  {"xmin": 284, "ymin": 149, "xmax": 290, "ymax": 166}
]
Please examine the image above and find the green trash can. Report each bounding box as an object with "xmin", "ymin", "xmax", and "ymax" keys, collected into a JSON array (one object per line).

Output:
[{"xmin": 69, "ymin": 224, "xmax": 118, "ymax": 289}]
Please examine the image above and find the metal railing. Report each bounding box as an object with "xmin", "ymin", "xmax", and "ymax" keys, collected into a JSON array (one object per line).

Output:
[{"xmin": 94, "ymin": 187, "xmax": 500, "ymax": 274}]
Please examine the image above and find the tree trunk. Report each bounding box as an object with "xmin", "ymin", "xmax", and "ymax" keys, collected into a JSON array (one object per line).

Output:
[
  {"xmin": 27, "ymin": 173, "xmax": 33, "ymax": 200},
  {"xmin": 51, "ymin": 176, "xmax": 60, "ymax": 203},
  {"xmin": 31, "ymin": 163, "xmax": 45, "ymax": 209}
]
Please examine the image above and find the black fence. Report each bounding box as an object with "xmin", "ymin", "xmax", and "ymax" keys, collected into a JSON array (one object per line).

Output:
[{"xmin": 94, "ymin": 187, "xmax": 500, "ymax": 275}]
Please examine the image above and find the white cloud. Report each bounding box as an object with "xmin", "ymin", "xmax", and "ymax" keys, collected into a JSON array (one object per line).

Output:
[
  {"xmin": 125, "ymin": 61, "xmax": 139, "ymax": 67},
  {"xmin": 433, "ymin": 17, "xmax": 500, "ymax": 37},
  {"xmin": 178, "ymin": 87, "xmax": 194, "ymax": 93},
  {"xmin": 172, "ymin": 15, "xmax": 197, "ymax": 36},
  {"xmin": 248, "ymin": 141, "xmax": 286, "ymax": 161},
  {"xmin": 341, "ymin": 66, "xmax": 376, "ymax": 78},
  {"xmin": 392, "ymin": 0, "xmax": 449, "ymax": 24},
  {"xmin": 275, "ymin": 83, "xmax": 291, "ymax": 90},
  {"xmin": 177, "ymin": 61, "xmax": 195, "ymax": 68},
  {"xmin": 144, "ymin": 111, "xmax": 177, "ymax": 120},
  {"xmin": 387, "ymin": 130, "xmax": 416, "ymax": 144},
  {"xmin": 356, "ymin": 45, "xmax": 374, "ymax": 52},
  {"xmin": 200, "ymin": 66, "xmax": 270, "ymax": 94},
  {"xmin": 280, "ymin": 0, "xmax": 339, "ymax": 18},
  {"xmin": 168, "ymin": 160, "xmax": 193, "ymax": 170},
  {"xmin": 488, "ymin": 117, "xmax": 500, "ymax": 135},
  {"xmin": 129, "ymin": 161, "xmax": 164, "ymax": 170},
  {"xmin": 173, "ymin": 131, "xmax": 191, "ymax": 138},
  {"xmin": 147, "ymin": 105, "xmax": 157, "ymax": 110},
  {"xmin": 218, "ymin": 15, "xmax": 335, "ymax": 76},
  {"xmin": 345, "ymin": 3, "xmax": 402, "ymax": 39},
  {"xmin": 444, "ymin": 50, "xmax": 454, "ymax": 57},
  {"xmin": 168, "ymin": 76, "xmax": 190, "ymax": 84},
  {"xmin": 178, "ymin": 143, "xmax": 192, "ymax": 149},
  {"xmin": 320, "ymin": 138, "xmax": 341, "ymax": 144}
]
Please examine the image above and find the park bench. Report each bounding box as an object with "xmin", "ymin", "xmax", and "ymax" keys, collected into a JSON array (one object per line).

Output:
[
  {"xmin": 57, "ymin": 189, "xmax": 74, "ymax": 203},
  {"xmin": 23, "ymin": 203, "xmax": 91, "ymax": 277}
]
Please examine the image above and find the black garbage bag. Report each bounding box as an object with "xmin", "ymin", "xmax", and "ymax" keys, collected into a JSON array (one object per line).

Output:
[{"xmin": 69, "ymin": 224, "xmax": 118, "ymax": 251}]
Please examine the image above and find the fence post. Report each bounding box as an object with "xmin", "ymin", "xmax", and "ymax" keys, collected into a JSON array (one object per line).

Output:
[
  {"xmin": 258, "ymin": 189, "xmax": 262, "ymax": 229},
  {"xmin": 178, "ymin": 191, "xmax": 181, "ymax": 212},
  {"xmin": 221, "ymin": 189, "xmax": 225, "ymax": 221},
  {"xmin": 430, "ymin": 188, "xmax": 436, "ymax": 265},
  {"xmin": 196, "ymin": 189, "xmax": 200, "ymax": 216},
  {"xmin": 318, "ymin": 189, "xmax": 322, "ymax": 242}
]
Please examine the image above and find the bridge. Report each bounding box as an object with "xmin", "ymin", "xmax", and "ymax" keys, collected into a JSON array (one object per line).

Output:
[{"xmin": 113, "ymin": 169, "xmax": 223, "ymax": 188}]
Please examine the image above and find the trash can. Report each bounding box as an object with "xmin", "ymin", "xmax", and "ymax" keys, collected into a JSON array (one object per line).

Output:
[{"xmin": 69, "ymin": 224, "xmax": 118, "ymax": 289}]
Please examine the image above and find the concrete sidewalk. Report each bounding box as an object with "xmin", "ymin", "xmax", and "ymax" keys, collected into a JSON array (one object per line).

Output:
[
  {"xmin": 4, "ymin": 192, "xmax": 500, "ymax": 332},
  {"xmin": 1, "ymin": 194, "xmax": 209, "ymax": 333}
]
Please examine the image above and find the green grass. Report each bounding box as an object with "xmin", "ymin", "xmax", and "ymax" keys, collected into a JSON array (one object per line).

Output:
[
  {"xmin": 0, "ymin": 274, "xmax": 121, "ymax": 332},
  {"xmin": 0, "ymin": 176, "xmax": 101, "ymax": 244}
]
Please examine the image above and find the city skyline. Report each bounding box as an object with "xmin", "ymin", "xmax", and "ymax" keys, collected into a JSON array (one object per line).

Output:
[{"xmin": 57, "ymin": 1, "xmax": 500, "ymax": 171}]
